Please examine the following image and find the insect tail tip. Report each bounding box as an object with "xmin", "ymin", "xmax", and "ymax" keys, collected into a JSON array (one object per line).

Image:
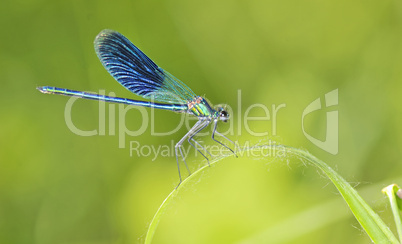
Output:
[{"xmin": 37, "ymin": 86, "xmax": 50, "ymax": 94}]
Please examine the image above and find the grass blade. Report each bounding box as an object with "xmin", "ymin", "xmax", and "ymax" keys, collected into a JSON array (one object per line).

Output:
[
  {"xmin": 382, "ymin": 184, "xmax": 402, "ymax": 242},
  {"xmin": 144, "ymin": 145, "xmax": 399, "ymax": 243}
]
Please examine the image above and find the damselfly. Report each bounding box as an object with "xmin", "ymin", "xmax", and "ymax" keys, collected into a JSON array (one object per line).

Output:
[{"xmin": 38, "ymin": 30, "xmax": 236, "ymax": 184}]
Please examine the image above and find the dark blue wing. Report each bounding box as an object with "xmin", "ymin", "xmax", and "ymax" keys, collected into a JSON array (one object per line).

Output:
[{"xmin": 94, "ymin": 29, "xmax": 196, "ymax": 104}]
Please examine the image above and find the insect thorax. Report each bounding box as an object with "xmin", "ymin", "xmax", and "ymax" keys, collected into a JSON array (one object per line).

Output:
[{"xmin": 187, "ymin": 96, "xmax": 216, "ymax": 118}]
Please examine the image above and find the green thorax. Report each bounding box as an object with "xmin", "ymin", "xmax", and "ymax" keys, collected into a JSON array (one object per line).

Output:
[{"xmin": 187, "ymin": 96, "xmax": 218, "ymax": 118}]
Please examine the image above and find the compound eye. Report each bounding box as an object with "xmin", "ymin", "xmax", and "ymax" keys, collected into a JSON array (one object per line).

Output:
[{"xmin": 219, "ymin": 110, "xmax": 229, "ymax": 122}]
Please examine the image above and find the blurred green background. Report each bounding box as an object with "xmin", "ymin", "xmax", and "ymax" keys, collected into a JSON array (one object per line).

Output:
[{"xmin": 1, "ymin": 0, "xmax": 402, "ymax": 243}]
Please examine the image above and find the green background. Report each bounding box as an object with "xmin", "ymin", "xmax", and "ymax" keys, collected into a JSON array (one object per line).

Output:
[{"xmin": 1, "ymin": 0, "xmax": 402, "ymax": 243}]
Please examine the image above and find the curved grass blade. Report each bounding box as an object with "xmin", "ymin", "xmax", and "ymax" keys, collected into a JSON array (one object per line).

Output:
[
  {"xmin": 282, "ymin": 146, "xmax": 399, "ymax": 244},
  {"xmin": 144, "ymin": 145, "xmax": 398, "ymax": 244},
  {"xmin": 239, "ymin": 177, "xmax": 402, "ymax": 244},
  {"xmin": 144, "ymin": 153, "xmax": 228, "ymax": 244}
]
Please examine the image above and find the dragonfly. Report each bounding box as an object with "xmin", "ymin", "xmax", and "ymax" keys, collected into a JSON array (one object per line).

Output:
[{"xmin": 38, "ymin": 29, "xmax": 236, "ymax": 184}]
